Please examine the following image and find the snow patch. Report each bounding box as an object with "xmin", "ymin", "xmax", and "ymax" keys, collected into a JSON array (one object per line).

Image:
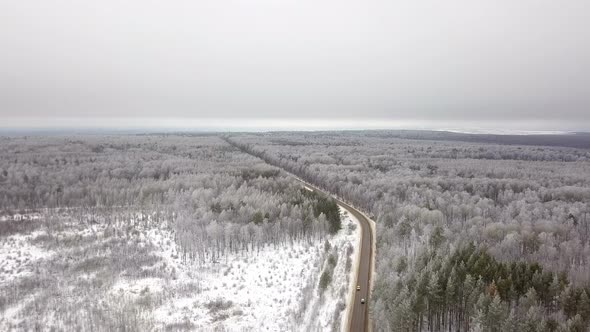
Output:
[{"xmin": 0, "ymin": 233, "xmax": 53, "ymax": 283}]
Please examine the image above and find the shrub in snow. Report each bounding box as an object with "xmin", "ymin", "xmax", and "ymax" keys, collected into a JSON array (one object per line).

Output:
[
  {"xmin": 319, "ymin": 269, "xmax": 332, "ymax": 293},
  {"xmin": 205, "ymin": 298, "xmax": 233, "ymax": 314}
]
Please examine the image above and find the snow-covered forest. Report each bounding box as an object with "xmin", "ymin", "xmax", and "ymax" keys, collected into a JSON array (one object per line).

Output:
[
  {"xmin": 2, "ymin": 131, "xmax": 590, "ymax": 331},
  {"xmin": 226, "ymin": 132, "xmax": 590, "ymax": 331},
  {"xmin": 0, "ymin": 135, "xmax": 352, "ymax": 331}
]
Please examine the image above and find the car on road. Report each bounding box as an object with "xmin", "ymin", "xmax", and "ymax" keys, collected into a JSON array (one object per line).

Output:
[
  {"xmin": 360, "ymin": 298, "xmax": 366, "ymax": 304},
  {"xmin": 356, "ymin": 285, "xmax": 360, "ymax": 291}
]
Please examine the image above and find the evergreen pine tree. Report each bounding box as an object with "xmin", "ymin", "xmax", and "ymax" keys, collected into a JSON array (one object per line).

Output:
[
  {"xmin": 414, "ymin": 270, "xmax": 429, "ymax": 331},
  {"xmin": 471, "ymin": 309, "xmax": 486, "ymax": 332},
  {"xmin": 501, "ymin": 309, "xmax": 520, "ymax": 332},
  {"xmin": 427, "ymin": 272, "xmax": 443, "ymax": 331},
  {"xmin": 446, "ymin": 267, "xmax": 460, "ymax": 331},
  {"xmin": 462, "ymin": 274, "xmax": 477, "ymax": 331},
  {"xmin": 561, "ymin": 286, "xmax": 579, "ymax": 319},
  {"xmin": 429, "ymin": 225, "xmax": 445, "ymax": 249},
  {"xmin": 521, "ymin": 287, "xmax": 539, "ymax": 311},
  {"xmin": 563, "ymin": 314, "xmax": 585, "ymax": 332},
  {"xmin": 487, "ymin": 295, "xmax": 506, "ymax": 332},
  {"xmin": 578, "ymin": 290, "xmax": 590, "ymax": 323},
  {"xmin": 522, "ymin": 305, "xmax": 544, "ymax": 332},
  {"xmin": 476, "ymin": 293, "xmax": 491, "ymax": 317},
  {"xmin": 392, "ymin": 287, "xmax": 414, "ymax": 332},
  {"xmin": 548, "ymin": 275, "xmax": 561, "ymax": 312}
]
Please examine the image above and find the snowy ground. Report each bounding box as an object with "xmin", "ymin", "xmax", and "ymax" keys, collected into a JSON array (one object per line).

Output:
[
  {"xmin": 0, "ymin": 232, "xmax": 53, "ymax": 283},
  {"xmin": 0, "ymin": 208, "xmax": 360, "ymax": 331},
  {"xmin": 299, "ymin": 207, "xmax": 360, "ymax": 332},
  {"xmin": 140, "ymin": 207, "xmax": 360, "ymax": 331}
]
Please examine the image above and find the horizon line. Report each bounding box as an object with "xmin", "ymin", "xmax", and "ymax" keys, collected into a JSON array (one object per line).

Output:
[{"xmin": 0, "ymin": 117, "xmax": 588, "ymax": 135}]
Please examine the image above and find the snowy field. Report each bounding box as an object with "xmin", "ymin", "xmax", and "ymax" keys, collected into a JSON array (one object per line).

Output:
[
  {"xmin": 0, "ymin": 208, "xmax": 359, "ymax": 331},
  {"xmin": 0, "ymin": 232, "xmax": 53, "ymax": 283},
  {"xmin": 144, "ymin": 207, "xmax": 359, "ymax": 331}
]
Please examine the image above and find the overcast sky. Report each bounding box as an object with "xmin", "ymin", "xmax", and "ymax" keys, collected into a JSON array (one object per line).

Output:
[{"xmin": 1, "ymin": 0, "xmax": 589, "ymax": 130}]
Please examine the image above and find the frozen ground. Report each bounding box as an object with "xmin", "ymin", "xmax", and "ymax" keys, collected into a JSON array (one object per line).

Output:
[
  {"xmin": 300, "ymin": 207, "xmax": 360, "ymax": 332},
  {"xmin": 140, "ymin": 207, "xmax": 360, "ymax": 331},
  {"xmin": 0, "ymin": 232, "xmax": 53, "ymax": 283},
  {"xmin": 0, "ymin": 209, "xmax": 360, "ymax": 331}
]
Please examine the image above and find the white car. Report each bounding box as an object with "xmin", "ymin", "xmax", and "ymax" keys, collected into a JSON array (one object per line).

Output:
[{"xmin": 360, "ymin": 298, "xmax": 366, "ymax": 304}]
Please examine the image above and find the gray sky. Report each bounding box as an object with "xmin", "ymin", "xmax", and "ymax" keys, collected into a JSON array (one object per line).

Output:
[{"xmin": 1, "ymin": 0, "xmax": 589, "ymax": 130}]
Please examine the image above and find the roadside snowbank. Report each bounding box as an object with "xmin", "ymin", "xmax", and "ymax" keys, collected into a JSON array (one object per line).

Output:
[{"xmin": 299, "ymin": 207, "xmax": 360, "ymax": 332}]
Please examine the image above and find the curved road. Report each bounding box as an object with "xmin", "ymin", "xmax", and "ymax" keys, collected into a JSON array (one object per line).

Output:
[
  {"xmin": 221, "ymin": 137, "xmax": 374, "ymax": 331},
  {"xmin": 296, "ymin": 179, "xmax": 374, "ymax": 332}
]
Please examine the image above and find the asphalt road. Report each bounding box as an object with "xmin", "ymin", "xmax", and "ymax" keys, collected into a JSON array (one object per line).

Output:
[
  {"xmin": 296, "ymin": 180, "xmax": 373, "ymax": 332},
  {"xmin": 222, "ymin": 136, "xmax": 374, "ymax": 330}
]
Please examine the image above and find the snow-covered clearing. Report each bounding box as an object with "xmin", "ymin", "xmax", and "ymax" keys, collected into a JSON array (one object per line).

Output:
[
  {"xmin": 123, "ymin": 206, "xmax": 360, "ymax": 331},
  {"xmin": 0, "ymin": 232, "xmax": 53, "ymax": 283},
  {"xmin": 0, "ymin": 208, "xmax": 360, "ymax": 331},
  {"xmin": 104, "ymin": 207, "xmax": 359, "ymax": 331}
]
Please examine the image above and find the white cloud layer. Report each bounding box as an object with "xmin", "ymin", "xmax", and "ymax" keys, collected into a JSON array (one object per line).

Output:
[{"xmin": 1, "ymin": 0, "xmax": 589, "ymax": 128}]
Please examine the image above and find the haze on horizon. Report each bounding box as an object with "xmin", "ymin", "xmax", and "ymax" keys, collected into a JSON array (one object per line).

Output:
[{"xmin": 1, "ymin": 0, "xmax": 589, "ymax": 131}]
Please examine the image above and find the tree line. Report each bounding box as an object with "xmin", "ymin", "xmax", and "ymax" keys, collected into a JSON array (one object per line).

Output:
[{"xmin": 0, "ymin": 135, "xmax": 339, "ymax": 265}]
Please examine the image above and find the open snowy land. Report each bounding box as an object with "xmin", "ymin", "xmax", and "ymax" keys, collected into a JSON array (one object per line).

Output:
[
  {"xmin": 0, "ymin": 136, "xmax": 359, "ymax": 331},
  {"xmin": 0, "ymin": 207, "xmax": 359, "ymax": 331}
]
